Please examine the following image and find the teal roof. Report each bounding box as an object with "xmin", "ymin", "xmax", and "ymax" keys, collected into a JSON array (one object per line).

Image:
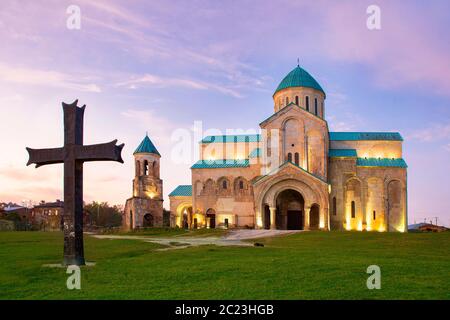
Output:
[
  {"xmin": 274, "ymin": 66, "xmax": 325, "ymax": 95},
  {"xmin": 329, "ymin": 149, "xmax": 357, "ymax": 157},
  {"xmin": 249, "ymin": 148, "xmax": 261, "ymax": 158},
  {"xmin": 134, "ymin": 134, "xmax": 160, "ymax": 155},
  {"xmin": 201, "ymin": 134, "xmax": 261, "ymax": 144},
  {"xmin": 169, "ymin": 185, "xmax": 192, "ymax": 197},
  {"xmin": 357, "ymin": 158, "xmax": 408, "ymax": 168},
  {"xmin": 191, "ymin": 159, "xmax": 250, "ymax": 169},
  {"xmin": 329, "ymin": 132, "xmax": 403, "ymax": 141}
]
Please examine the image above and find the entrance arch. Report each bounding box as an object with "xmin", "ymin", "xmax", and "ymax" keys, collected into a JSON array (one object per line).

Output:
[
  {"xmin": 309, "ymin": 204, "xmax": 320, "ymax": 230},
  {"xmin": 175, "ymin": 203, "xmax": 192, "ymax": 228},
  {"xmin": 255, "ymin": 176, "xmax": 330, "ymax": 231},
  {"xmin": 206, "ymin": 208, "xmax": 216, "ymax": 229},
  {"xmin": 143, "ymin": 213, "xmax": 154, "ymax": 227},
  {"xmin": 275, "ymin": 189, "xmax": 304, "ymax": 230}
]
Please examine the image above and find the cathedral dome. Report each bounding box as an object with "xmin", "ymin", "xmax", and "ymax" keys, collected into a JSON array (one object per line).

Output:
[
  {"xmin": 134, "ymin": 134, "xmax": 160, "ymax": 156},
  {"xmin": 274, "ymin": 66, "xmax": 324, "ymax": 95}
]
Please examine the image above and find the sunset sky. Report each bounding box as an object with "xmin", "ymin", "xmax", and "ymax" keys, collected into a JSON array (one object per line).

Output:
[{"xmin": 0, "ymin": 0, "xmax": 449, "ymax": 226}]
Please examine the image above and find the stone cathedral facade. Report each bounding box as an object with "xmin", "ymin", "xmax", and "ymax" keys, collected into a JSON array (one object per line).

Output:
[
  {"xmin": 124, "ymin": 135, "xmax": 164, "ymax": 229},
  {"xmin": 169, "ymin": 65, "xmax": 408, "ymax": 232}
]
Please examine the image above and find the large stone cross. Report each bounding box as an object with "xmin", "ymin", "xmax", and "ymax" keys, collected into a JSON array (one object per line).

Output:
[{"xmin": 26, "ymin": 100, "xmax": 124, "ymax": 266}]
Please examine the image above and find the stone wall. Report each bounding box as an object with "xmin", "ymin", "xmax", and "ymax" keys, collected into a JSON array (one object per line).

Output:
[{"xmin": 328, "ymin": 157, "xmax": 407, "ymax": 232}]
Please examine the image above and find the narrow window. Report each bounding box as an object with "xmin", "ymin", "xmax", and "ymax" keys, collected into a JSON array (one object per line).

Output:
[
  {"xmin": 373, "ymin": 210, "xmax": 376, "ymax": 220},
  {"xmin": 239, "ymin": 180, "xmax": 244, "ymax": 190},
  {"xmin": 314, "ymin": 98, "xmax": 318, "ymax": 115},
  {"xmin": 294, "ymin": 152, "xmax": 299, "ymax": 165},
  {"xmin": 143, "ymin": 160, "xmax": 149, "ymax": 176},
  {"xmin": 287, "ymin": 153, "xmax": 292, "ymax": 162},
  {"xmin": 222, "ymin": 180, "xmax": 227, "ymax": 189},
  {"xmin": 286, "ymin": 97, "xmax": 289, "ymax": 105},
  {"xmin": 295, "ymin": 96, "xmax": 299, "ymax": 105},
  {"xmin": 333, "ymin": 197, "xmax": 337, "ymax": 216},
  {"xmin": 306, "ymin": 96, "xmax": 309, "ymax": 111},
  {"xmin": 130, "ymin": 211, "xmax": 133, "ymax": 228},
  {"xmin": 351, "ymin": 201, "xmax": 356, "ymax": 218}
]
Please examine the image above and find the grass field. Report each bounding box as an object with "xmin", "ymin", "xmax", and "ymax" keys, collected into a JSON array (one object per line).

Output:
[{"xmin": 0, "ymin": 230, "xmax": 449, "ymax": 300}]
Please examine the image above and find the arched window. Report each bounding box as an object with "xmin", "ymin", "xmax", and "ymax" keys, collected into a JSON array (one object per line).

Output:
[
  {"xmin": 373, "ymin": 210, "xmax": 376, "ymax": 220},
  {"xmin": 305, "ymin": 96, "xmax": 309, "ymax": 111},
  {"xmin": 222, "ymin": 180, "xmax": 227, "ymax": 189},
  {"xmin": 351, "ymin": 201, "xmax": 356, "ymax": 218},
  {"xmin": 332, "ymin": 197, "xmax": 337, "ymax": 215},
  {"xmin": 295, "ymin": 96, "xmax": 299, "ymax": 105},
  {"xmin": 314, "ymin": 98, "xmax": 318, "ymax": 115},
  {"xmin": 294, "ymin": 152, "xmax": 299, "ymax": 165},
  {"xmin": 285, "ymin": 97, "xmax": 289, "ymax": 105},
  {"xmin": 143, "ymin": 160, "xmax": 149, "ymax": 176},
  {"xmin": 239, "ymin": 180, "xmax": 244, "ymax": 190},
  {"xmin": 287, "ymin": 153, "xmax": 292, "ymax": 162}
]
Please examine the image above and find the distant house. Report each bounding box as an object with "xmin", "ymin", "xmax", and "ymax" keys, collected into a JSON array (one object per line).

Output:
[
  {"xmin": 31, "ymin": 200, "xmax": 92, "ymax": 231},
  {"xmin": 3, "ymin": 205, "xmax": 30, "ymax": 221},
  {"xmin": 408, "ymin": 223, "xmax": 448, "ymax": 233},
  {"xmin": 1, "ymin": 204, "xmax": 32, "ymax": 230},
  {"xmin": 31, "ymin": 200, "xmax": 64, "ymax": 231}
]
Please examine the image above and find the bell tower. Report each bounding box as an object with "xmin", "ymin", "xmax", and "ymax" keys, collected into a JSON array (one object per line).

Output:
[{"xmin": 124, "ymin": 133, "xmax": 164, "ymax": 229}]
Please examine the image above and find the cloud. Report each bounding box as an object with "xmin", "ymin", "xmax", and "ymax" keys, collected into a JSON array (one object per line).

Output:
[
  {"xmin": 407, "ymin": 123, "xmax": 450, "ymax": 142},
  {"xmin": 407, "ymin": 123, "xmax": 450, "ymax": 152},
  {"xmin": 0, "ymin": 64, "xmax": 101, "ymax": 92},
  {"xmin": 311, "ymin": 1, "xmax": 450, "ymax": 95},
  {"xmin": 117, "ymin": 74, "xmax": 243, "ymax": 98},
  {"xmin": 0, "ymin": 165, "xmax": 58, "ymax": 182},
  {"xmin": 121, "ymin": 108, "xmax": 178, "ymax": 146},
  {"xmin": 327, "ymin": 113, "xmax": 365, "ymax": 132}
]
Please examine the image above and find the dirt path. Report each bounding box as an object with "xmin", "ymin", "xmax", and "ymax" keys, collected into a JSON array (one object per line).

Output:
[{"xmin": 91, "ymin": 229, "xmax": 303, "ymax": 250}]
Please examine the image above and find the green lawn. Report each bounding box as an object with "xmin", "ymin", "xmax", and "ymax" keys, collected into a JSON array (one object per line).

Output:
[{"xmin": 0, "ymin": 231, "xmax": 449, "ymax": 299}]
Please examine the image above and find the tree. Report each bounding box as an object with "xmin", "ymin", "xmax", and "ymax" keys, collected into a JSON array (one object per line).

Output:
[{"xmin": 84, "ymin": 202, "xmax": 122, "ymax": 228}]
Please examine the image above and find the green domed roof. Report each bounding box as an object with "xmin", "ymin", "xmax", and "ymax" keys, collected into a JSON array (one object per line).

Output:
[
  {"xmin": 134, "ymin": 134, "xmax": 160, "ymax": 156},
  {"xmin": 274, "ymin": 66, "xmax": 325, "ymax": 95}
]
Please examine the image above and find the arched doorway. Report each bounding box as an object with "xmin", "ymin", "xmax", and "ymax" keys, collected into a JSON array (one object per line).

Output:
[
  {"xmin": 176, "ymin": 205, "xmax": 192, "ymax": 229},
  {"xmin": 309, "ymin": 204, "xmax": 320, "ymax": 230},
  {"xmin": 143, "ymin": 213, "xmax": 154, "ymax": 227},
  {"xmin": 276, "ymin": 189, "xmax": 304, "ymax": 230},
  {"xmin": 206, "ymin": 208, "xmax": 216, "ymax": 229}
]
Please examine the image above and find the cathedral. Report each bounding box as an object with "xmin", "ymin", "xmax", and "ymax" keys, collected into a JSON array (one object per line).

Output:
[{"xmin": 168, "ymin": 65, "xmax": 408, "ymax": 232}]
